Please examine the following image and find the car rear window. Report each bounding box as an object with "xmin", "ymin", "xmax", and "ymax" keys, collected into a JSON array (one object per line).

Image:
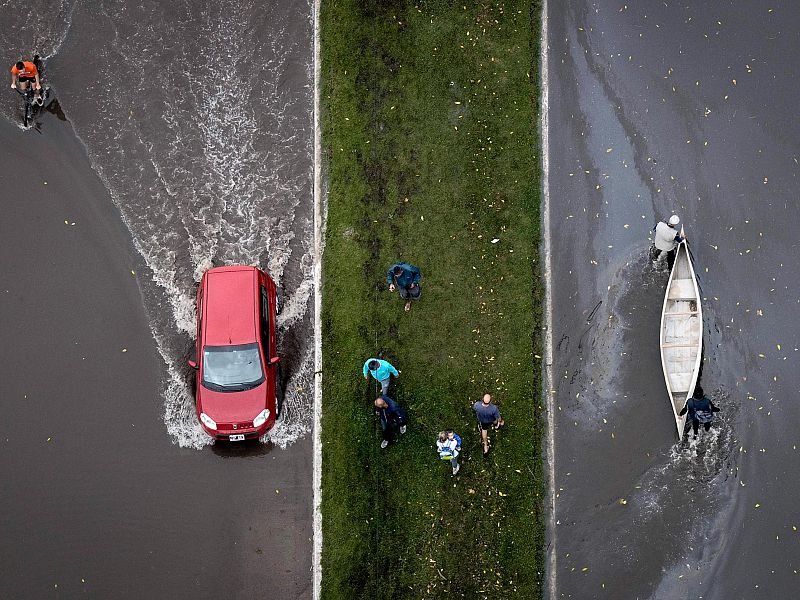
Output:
[{"xmin": 202, "ymin": 343, "xmax": 264, "ymax": 392}]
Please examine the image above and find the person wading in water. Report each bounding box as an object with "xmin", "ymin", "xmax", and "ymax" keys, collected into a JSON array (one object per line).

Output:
[
  {"xmin": 679, "ymin": 385, "xmax": 720, "ymax": 439},
  {"xmin": 652, "ymin": 214, "xmax": 685, "ymax": 270}
]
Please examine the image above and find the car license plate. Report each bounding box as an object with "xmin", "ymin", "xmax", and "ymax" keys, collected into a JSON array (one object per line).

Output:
[{"xmin": 229, "ymin": 434, "xmax": 245, "ymax": 442}]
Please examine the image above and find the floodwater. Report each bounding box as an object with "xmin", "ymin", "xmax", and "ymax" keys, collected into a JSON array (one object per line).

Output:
[
  {"xmin": 547, "ymin": 1, "xmax": 800, "ymax": 598},
  {"xmin": 0, "ymin": 0, "xmax": 314, "ymax": 597}
]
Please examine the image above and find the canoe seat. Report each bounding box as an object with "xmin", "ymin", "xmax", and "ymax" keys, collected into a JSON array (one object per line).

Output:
[
  {"xmin": 662, "ymin": 341, "xmax": 700, "ymax": 348},
  {"xmin": 668, "ymin": 279, "xmax": 695, "ymax": 300},
  {"xmin": 668, "ymin": 371, "xmax": 693, "ymax": 393}
]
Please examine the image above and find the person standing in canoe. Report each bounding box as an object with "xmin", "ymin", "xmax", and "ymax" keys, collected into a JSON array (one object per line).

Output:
[
  {"xmin": 679, "ymin": 385, "xmax": 720, "ymax": 439},
  {"xmin": 652, "ymin": 214, "xmax": 685, "ymax": 270}
]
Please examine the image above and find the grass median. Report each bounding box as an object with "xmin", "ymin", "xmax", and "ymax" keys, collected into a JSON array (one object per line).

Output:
[{"xmin": 320, "ymin": 1, "xmax": 544, "ymax": 598}]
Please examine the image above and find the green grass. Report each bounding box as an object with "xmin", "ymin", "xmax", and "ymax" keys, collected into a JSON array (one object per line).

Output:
[{"xmin": 320, "ymin": 1, "xmax": 544, "ymax": 598}]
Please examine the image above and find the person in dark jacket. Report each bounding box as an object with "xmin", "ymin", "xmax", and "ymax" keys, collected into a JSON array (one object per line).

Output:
[
  {"xmin": 387, "ymin": 262, "xmax": 421, "ymax": 312},
  {"xmin": 374, "ymin": 395, "xmax": 408, "ymax": 449},
  {"xmin": 679, "ymin": 385, "xmax": 720, "ymax": 439}
]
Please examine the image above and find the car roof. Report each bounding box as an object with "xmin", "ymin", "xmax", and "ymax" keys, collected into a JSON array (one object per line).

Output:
[{"xmin": 203, "ymin": 266, "xmax": 258, "ymax": 346}]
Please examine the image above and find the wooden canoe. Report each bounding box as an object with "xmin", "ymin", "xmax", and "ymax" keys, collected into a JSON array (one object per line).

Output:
[{"xmin": 659, "ymin": 235, "xmax": 702, "ymax": 438}]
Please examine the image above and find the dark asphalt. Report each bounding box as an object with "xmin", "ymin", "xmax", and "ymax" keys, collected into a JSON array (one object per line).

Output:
[{"xmin": 548, "ymin": 1, "xmax": 800, "ymax": 599}]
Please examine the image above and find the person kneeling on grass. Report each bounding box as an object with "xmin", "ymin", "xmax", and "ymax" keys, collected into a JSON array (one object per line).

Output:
[
  {"xmin": 436, "ymin": 430, "xmax": 462, "ymax": 475},
  {"xmin": 374, "ymin": 395, "xmax": 408, "ymax": 449},
  {"xmin": 387, "ymin": 261, "xmax": 421, "ymax": 312}
]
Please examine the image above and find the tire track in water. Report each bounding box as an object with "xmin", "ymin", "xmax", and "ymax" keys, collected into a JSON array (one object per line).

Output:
[{"xmin": 30, "ymin": 0, "xmax": 315, "ymax": 448}]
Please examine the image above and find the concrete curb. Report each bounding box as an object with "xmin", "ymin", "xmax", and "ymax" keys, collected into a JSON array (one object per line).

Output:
[
  {"xmin": 312, "ymin": 0, "xmax": 324, "ymax": 597},
  {"xmin": 540, "ymin": 1, "xmax": 558, "ymax": 598}
]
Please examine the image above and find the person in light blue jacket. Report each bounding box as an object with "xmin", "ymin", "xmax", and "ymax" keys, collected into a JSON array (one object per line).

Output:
[{"xmin": 363, "ymin": 358, "xmax": 399, "ymax": 395}]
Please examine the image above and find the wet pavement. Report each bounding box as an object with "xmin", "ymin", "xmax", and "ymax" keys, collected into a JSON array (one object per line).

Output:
[
  {"xmin": 1, "ymin": 0, "xmax": 314, "ymax": 597},
  {"xmin": 547, "ymin": 1, "xmax": 800, "ymax": 598}
]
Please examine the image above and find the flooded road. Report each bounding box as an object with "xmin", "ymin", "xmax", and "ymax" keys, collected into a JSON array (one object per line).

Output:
[
  {"xmin": 547, "ymin": 1, "xmax": 800, "ymax": 598},
  {"xmin": 1, "ymin": 0, "xmax": 314, "ymax": 597}
]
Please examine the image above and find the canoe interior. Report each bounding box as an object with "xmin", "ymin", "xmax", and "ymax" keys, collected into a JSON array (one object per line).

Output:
[{"xmin": 660, "ymin": 241, "xmax": 702, "ymax": 438}]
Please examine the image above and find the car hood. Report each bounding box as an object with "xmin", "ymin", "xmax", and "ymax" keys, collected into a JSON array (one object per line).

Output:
[{"xmin": 198, "ymin": 382, "xmax": 268, "ymax": 423}]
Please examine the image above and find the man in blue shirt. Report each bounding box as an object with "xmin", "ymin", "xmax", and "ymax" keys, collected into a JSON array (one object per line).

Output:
[
  {"xmin": 363, "ymin": 358, "xmax": 400, "ymax": 395},
  {"xmin": 473, "ymin": 393, "xmax": 504, "ymax": 456},
  {"xmin": 387, "ymin": 261, "xmax": 421, "ymax": 312}
]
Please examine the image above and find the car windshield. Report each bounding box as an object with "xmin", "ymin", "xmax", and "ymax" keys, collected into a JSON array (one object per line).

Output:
[{"xmin": 202, "ymin": 343, "xmax": 264, "ymax": 392}]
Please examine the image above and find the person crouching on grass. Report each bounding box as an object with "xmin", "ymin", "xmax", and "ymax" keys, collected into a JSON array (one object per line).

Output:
[
  {"xmin": 436, "ymin": 430, "xmax": 462, "ymax": 475},
  {"xmin": 387, "ymin": 261, "xmax": 421, "ymax": 312}
]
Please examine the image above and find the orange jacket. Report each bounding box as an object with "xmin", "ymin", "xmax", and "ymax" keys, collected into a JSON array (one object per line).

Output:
[{"xmin": 11, "ymin": 61, "xmax": 38, "ymax": 79}]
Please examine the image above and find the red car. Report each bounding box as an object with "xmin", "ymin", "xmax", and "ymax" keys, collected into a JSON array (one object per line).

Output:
[{"xmin": 189, "ymin": 266, "xmax": 280, "ymax": 441}]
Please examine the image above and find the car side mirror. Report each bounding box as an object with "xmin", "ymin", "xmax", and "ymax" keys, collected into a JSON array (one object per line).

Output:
[
  {"xmin": 269, "ymin": 356, "xmax": 280, "ymax": 365},
  {"xmin": 188, "ymin": 359, "xmax": 198, "ymax": 369}
]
